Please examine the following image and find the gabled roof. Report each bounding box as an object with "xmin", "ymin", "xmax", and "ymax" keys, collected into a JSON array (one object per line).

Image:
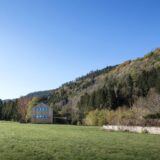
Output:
[{"xmin": 33, "ymin": 102, "xmax": 50, "ymax": 108}]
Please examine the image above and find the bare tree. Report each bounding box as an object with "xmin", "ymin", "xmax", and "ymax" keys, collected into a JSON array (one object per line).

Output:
[{"xmin": 133, "ymin": 88, "xmax": 160, "ymax": 114}]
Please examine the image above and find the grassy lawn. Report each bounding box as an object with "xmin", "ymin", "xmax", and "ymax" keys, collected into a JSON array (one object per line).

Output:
[{"xmin": 0, "ymin": 122, "xmax": 160, "ymax": 160}]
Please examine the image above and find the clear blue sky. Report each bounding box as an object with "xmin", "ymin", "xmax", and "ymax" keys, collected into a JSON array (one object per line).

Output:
[{"xmin": 0, "ymin": 0, "xmax": 160, "ymax": 99}]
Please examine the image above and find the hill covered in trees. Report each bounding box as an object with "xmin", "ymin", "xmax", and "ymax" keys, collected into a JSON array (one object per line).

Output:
[{"xmin": 1, "ymin": 48, "xmax": 160, "ymax": 125}]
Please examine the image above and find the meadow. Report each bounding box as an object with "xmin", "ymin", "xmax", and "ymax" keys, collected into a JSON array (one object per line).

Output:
[{"xmin": 0, "ymin": 122, "xmax": 160, "ymax": 160}]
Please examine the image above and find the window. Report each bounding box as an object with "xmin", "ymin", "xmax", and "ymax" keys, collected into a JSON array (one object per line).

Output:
[
  {"xmin": 32, "ymin": 115, "xmax": 48, "ymax": 119},
  {"xmin": 44, "ymin": 115, "xmax": 48, "ymax": 119},
  {"xmin": 42, "ymin": 107, "xmax": 48, "ymax": 111},
  {"xmin": 32, "ymin": 107, "xmax": 49, "ymax": 111}
]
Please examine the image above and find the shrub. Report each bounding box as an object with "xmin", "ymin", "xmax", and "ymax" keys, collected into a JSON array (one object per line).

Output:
[
  {"xmin": 105, "ymin": 107, "xmax": 144, "ymax": 126},
  {"xmin": 84, "ymin": 107, "xmax": 148, "ymax": 126},
  {"xmin": 144, "ymin": 113, "xmax": 160, "ymax": 119},
  {"xmin": 84, "ymin": 109, "xmax": 107, "ymax": 126}
]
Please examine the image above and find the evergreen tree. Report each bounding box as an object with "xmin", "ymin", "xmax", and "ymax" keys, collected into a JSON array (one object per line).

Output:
[{"xmin": 0, "ymin": 99, "xmax": 3, "ymax": 119}]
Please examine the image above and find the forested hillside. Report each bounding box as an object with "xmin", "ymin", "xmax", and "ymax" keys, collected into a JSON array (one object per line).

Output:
[{"xmin": 1, "ymin": 48, "xmax": 160, "ymax": 125}]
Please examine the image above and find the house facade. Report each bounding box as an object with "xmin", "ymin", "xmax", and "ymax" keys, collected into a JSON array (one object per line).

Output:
[{"xmin": 31, "ymin": 103, "xmax": 53, "ymax": 124}]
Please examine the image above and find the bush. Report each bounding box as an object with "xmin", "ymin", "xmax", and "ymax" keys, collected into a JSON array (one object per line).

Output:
[
  {"xmin": 105, "ymin": 107, "xmax": 145, "ymax": 126},
  {"xmin": 144, "ymin": 113, "xmax": 160, "ymax": 119},
  {"xmin": 84, "ymin": 109, "xmax": 107, "ymax": 126},
  {"xmin": 84, "ymin": 107, "xmax": 147, "ymax": 126}
]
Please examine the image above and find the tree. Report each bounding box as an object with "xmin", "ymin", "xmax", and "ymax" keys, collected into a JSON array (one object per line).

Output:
[
  {"xmin": 1, "ymin": 100, "xmax": 18, "ymax": 121},
  {"xmin": 0, "ymin": 99, "xmax": 3, "ymax": 119},
  {"xmin": 17, "ymin": 97, "xmax": 31, "ymax": 123},
  {"xmin": 133, "ymin": 88, "xmax": 160, "ymax": 114},
  {"xmin": 26, "ymin": 97, "xmax": 40, "ymax": 122}
]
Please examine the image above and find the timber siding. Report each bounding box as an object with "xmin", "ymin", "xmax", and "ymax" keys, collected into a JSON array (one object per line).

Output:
[{"xmin": 31, "ymin": 103, "xmax": 53, "ymax": 124}]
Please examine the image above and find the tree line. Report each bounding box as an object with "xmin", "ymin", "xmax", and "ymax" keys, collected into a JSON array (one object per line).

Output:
[{"xmin": 0, "ymin": 49, "xmax": 160, "ymax": 125}]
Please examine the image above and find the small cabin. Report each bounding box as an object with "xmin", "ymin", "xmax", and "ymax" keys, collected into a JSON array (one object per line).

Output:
[{"xmin": 31, "ymin": 103, "xmax": 53, "ymax": 124}]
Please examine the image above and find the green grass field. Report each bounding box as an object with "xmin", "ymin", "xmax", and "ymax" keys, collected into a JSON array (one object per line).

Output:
[{"xmin": 0, "ymin": 122, "xmax": 160, "ymax": 160}]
